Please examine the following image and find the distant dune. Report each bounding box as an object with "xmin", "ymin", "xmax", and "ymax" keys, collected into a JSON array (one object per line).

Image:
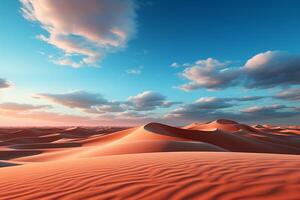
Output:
[{"xmin": 0, "ymin": 119, "xmax": 300, "ymax": 199}]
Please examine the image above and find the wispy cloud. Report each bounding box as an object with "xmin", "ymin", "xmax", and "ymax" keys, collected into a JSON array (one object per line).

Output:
[
  {"xmin": 240, "ymin": 104, "xmax": 299, "ymax": 118},
  {"xmin": 170, "ymin": 62, "xmax": 180, "ymax": 68},
  {"xmin": 0, "ymin": 102, "xmax": 51, "ymax": 111},
  {"xmin": 275, "ymin": 88, "xmax": 300, "ymax": 101},
  {"xmin": 20, "ymin": 0, "xmax": 137, "ymax": 67},
  {"xmin": 0, "ymin": 100, "xmax": 152, "ymax": 126},
  {"xmin": 35, "ymin": 91, "xmax": 108, "ymax": 109},
  {"xmin": 125, "ymin": 66, "xmax": 143, "ymax": 75}
]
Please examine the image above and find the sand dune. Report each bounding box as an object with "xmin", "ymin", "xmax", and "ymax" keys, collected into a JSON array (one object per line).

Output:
[
  {"xmin": 1, "ymin": 120, "xmax": 300, "ymax": 162},
  {"xmin": 0, "ymin": 119, "xmax": 300, "ymax": 199}
]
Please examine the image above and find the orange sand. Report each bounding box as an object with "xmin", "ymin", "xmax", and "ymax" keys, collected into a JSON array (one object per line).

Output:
[{"xmin": 0, "ymin": 119, "xmax": 300, "ymax": 199}]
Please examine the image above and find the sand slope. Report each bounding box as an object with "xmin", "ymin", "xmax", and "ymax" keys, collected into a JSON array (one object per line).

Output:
[{"xmin": 0, "ymin": 119, "xmax": 300, "ymax": 199}]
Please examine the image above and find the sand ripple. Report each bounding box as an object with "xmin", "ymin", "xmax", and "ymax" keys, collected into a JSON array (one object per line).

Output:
[{"xmin": 0, "ymin": 152, "xmax": 300, "ymax": 200}]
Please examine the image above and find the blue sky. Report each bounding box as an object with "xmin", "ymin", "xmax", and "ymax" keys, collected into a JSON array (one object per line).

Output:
[{"xmin": 0, "ymin": 0, "xmax": 299, "ymax": 126}]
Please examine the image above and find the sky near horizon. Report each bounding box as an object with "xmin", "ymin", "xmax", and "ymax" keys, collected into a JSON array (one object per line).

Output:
[{"xmin": 0, "ymin": 0, "xmax": 299, "ymax": 126}]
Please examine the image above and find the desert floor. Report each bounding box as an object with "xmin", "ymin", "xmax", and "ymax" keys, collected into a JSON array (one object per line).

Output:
[{"xmin": 0, "ymin": 119, "xmax": 300, "ymax": 200}]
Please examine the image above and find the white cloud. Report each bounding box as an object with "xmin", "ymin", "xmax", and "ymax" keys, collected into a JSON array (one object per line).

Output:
[
  {"xmin": 127, "ymin": 91, "xmax": 180, "ymax": 111},
  {"xmin": 171, "ymin": 62, "xmax": 180, "ymax": 68},
  {"xmin": 177, "ymin": 51, "xmax": 300, "ymax": 91},
  {"xmin": 182, "ymin": 63, "xmax": 191, "ymax": 67},
  {"xmin": 20, "ymin": 0, "xmax": 137, "ymax": 67},
  {"xmin": 126, "ymin": 66, "xmax": 143, "ymax": 75},
  {"xmin": 89, "ymin": 103, "xmax": 126, "ymax": 113},
  {"xmin": 179, "ymin": 58, "xmax": 239, "ymax": 91},
  {"xmin": 244, "ymin": 51, "xmax": 300, "ymax": 88}
]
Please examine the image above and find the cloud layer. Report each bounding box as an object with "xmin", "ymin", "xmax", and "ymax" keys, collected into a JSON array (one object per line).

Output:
[
  {"xmin": 164, "ymin": 97, "xmax": 300, "ymax": 124},
  {"xmin": 21, "ymin": 0, "xmax": 136, "ymax": 67},
  {"xmin": 36, "ymin": 90, "xmax": 179, "ymax": 114},
  {"xmin": 34, "ymin": 90, "xmax": 298, "ymax": 125},
  {"xmin": 0, "ymin": 89, "xmax": 298, "ymax": 125}
]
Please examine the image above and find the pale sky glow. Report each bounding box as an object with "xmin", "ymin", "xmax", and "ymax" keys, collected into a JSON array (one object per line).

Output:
[{"xmin": 0, "ymin": 0, "xmax": 299, "ymax": 126}]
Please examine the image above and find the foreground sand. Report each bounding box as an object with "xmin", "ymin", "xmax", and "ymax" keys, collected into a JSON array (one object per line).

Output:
[
  {"xmin": 1, "ymin": 152, "xmax": 300, "ymax": 200},
  {"xmin": 0, "ymin": 119, "xmax": 300, "ymax": 199}
]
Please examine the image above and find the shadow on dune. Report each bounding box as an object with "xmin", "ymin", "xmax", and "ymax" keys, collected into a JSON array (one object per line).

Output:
[
  {"xmin": 0, "ymin": 161, "xmax": 19, "ymax": 168},
  {"xmin": 144, "ymin": 122, "xmax": 300, "ymax": 155},
  {"xmin": 0, "ymin": 150, "xmax": 43, "ymax": 160}
]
